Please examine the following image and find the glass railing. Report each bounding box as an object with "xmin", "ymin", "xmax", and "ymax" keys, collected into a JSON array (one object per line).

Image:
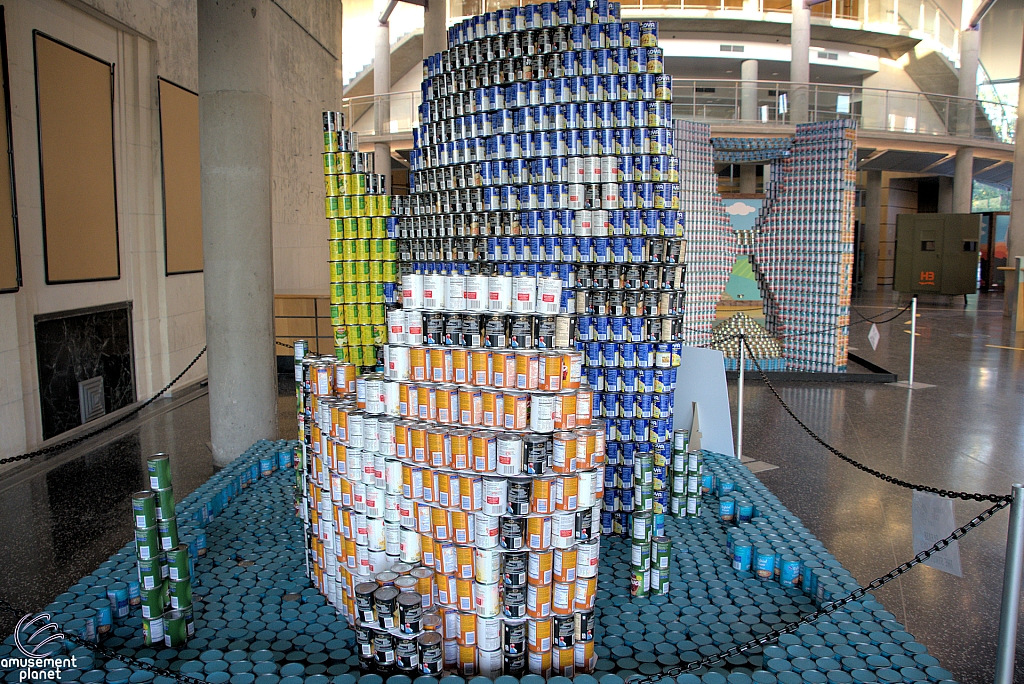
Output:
[
  {"xmin": 447, "ymin": 0, "xmax": 861, "ymax": 21},
  {"xmin": 343, "ymin": 79, "xmax": 1016, "ymax": 144}
]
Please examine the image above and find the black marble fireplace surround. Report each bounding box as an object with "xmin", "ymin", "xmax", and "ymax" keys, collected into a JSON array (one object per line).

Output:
[{"xmin": 34, "ymin": 302, "xmax": 136, "ymax": 440}]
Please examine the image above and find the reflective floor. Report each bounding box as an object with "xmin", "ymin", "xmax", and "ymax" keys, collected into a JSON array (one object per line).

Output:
[{"xmin": 1, "ymin": 290, "xmax": 1022, "ymax": 683}]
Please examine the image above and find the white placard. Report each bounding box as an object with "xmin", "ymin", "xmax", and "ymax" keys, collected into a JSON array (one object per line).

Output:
[{"xmin": 912, "ymin": 491, "xmax": 962, "ymax": 577}]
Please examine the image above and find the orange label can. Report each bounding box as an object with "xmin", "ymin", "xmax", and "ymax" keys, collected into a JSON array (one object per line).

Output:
[
  {"xmin": 527, "ymin": 516, "xmax": 552, "ymax": 550},
  {"xmin": 481, "ymin": 390, "xmax": 503, "ymax": 428},
  {"xmin": 552, "ymin": 432, "xmax": 578, "ymax": 474},
  {"xmin": 575, "ymin": 388, "xmax": 594, "ymax": 426},
  {"xmin": 526, "ymin": 583, "xmax": 552, "ymax": 619},
  {"xmin": 410, "ymin": 346, "xmax": 428, "ymax": 381},
  {"xmin": 451, "ymin": 510, "xmax": 472, "ymax": 545},
  {"xmin": 435, "ymin": 385, "xmax": 459, "ymax": 424},
  {"xmin": 451, "ymin": 348, "xmax": 470, "ymax": 385},
  {"xmin": 573, "ymin": 577, "xmax": 598, "ymax": 610},
  {"xmin": 552, "ymin": 392, "xmax": 577, "ymax": 430},
  {"xmin": 531, "ymin": 477, "xmax": 553, "ymax": 514},
  {"xmin": 460, "ymin": 474, "xmax": 481, "ymax": 511},
  {"xmin": 455, "ymin": 545, "xmax": 475, "ymax": 579},
  {"xmin": 472, "ymin": 433, "xmax": 497, "ymax": 472},
  {"xmin": 458, "ymin": 388, "xmax": 483, "ymax": 426},
  {"xmin": 555, "ymin": 475, "xmax": 578, "ymax": 511},
  {"xmin": 504, "ymin": 391, "xmax": 530, "ymax": 431},
  {"xmin": 438, "ymin": 472, "xmax": 460, "ymax": 508},
  {"xmin": 429, "ymin": 348, "xmax": 453, "ymax": 384},
  {"xmin": 450, "ymin": 429, "xmax": 471, "ymax": 470},
  {"xmin": 427, "ymin": 428, "xmax": 450, "ymax": 468},
  {"xmin": 395, "ymin": 420, "xmax": 411, "ymax": 459},
  {"xmin": 529, "ymin": 550, "xmax": 553, "ymax": 586},
  {"xmin": 470, "ymin": 349, "xmax": 492, "ymax": 386},
  {"xmin": 515, "ymin": 351, "xmax": 540, "ymax": 390},
  {"xmin": 491, "ymin": 351, "xmax": 516, "ymax": 389},
  {"xmin": 551, "ymin": 581, "xmax": 574, "ymax": 615},
  {"xmin": 539, "ymin": 352, "xmax": 564, "ymax": 391}
]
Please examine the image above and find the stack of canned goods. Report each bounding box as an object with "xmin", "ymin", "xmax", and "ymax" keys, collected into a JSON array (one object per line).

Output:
[
  {"xmin": 753, "ymin": 120, "xmax": 855, "ymax": 373},
  {"xmin": 297, "ymin": 328, "xmax": 606, "ymax": 678},
  {"xmin": 292, "ymin": 340, "xmax": 360, "ymax": 480},
  {"xmin": 710, "ymin": 312, "xmax": 786, "ymax": 372},
  {"xmin": 668, "ymin": 428, "xmax": 700, "ymax": 518},
  {"xmin": 131, "ymin": 454, "xmax": 195, "ymax": 647},
  {"xmin": 323, "ymin": 111, "xmax": 400, "ymax": 368},
  {"xmin": 674, "ymin": 119, "xmax": 736, "ymax": 347}
]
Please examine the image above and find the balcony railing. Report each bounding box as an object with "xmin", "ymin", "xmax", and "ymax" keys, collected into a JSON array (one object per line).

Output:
[{"xmin": 342, "ymin": 79, "xmax": 1016, "ymax": 145}]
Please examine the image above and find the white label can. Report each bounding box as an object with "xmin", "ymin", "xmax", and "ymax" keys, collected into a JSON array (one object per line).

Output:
[
  {"xmin": 576, "ymin": 538, "xmax": 600, "ymax": 577},
  {"xmin": 481, "ymin": 477, "xmax": 507, "ymax": 516},
  {"xmin": 512, "ymin": 277, "xmax": 537, "ymax": 313},
  {"xmin": 402, "ymin": 273, "xmax": 424, "ymax": 310},
  {"xmin": 475, "ymin": 547, "xmax": 502, "ymax": 584},
  {"xmin": 400, "ymin": 527, "xmax": 422, "ymax": 563},
  {"xmin": 496, "ymin": 434, "xmax": 524, "ymax": 476},
  {"xmin": 367, "ymin": 516, "xmax": 385, "ymax": 551},
  {"xmin": 536, "ymin": 277, "xmax": 562, "ymax": 315},
  {"xmin": 477, "ymin": 616, "xmax": 502, "ymax": 652},
  {"xmin": 365, "ymin": 486, "xmax": 384, "ymax": 519},
  {"xmin": 386, "ymin": 346, "xmax": 410, "ymax": 381},
  {"xmin": 406, "ymin": 311, "xmax": 424, "ymax": 345},
  {"xmin": 577, "ymin": 469, "xmax": 597, "ymax": 507},
  {"xmin": 387, "ymin": 309, "xmax": 407, "ymax": 345},
  {"xmin": 530, "ymin": 394, "xmax": 555, "ymax": 433},
  {"xmin": 487, "ymin": 275, "xmax": 512, "ymax": 312},
  {"xmin": 422, "ymin": 273, "xmax": 446, "ymax": 310},
  {"xmin": 385, "ymin": 520, "xmax": 401, "ymax": 556},
  {"xmin": 447, "ymin": 275, "xmax": 467, "ymax": 311},
  {"xmin": 464, "ymin": 274, "xmax": 488, "ymax": 311},
  {"xmin": 551, "ymin": 512, "xmax": 576, "ymax": 549},
  {"xmin": 475, "ymin": 513, "xmax": 500, "ymax": 548}
]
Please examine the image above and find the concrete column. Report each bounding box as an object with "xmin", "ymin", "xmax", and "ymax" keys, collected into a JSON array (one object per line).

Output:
[
  {"xmin": 199, "ymin": 0, "xmax": 277, "ymax": 466},
  {"xmin": 953, "ymin": 147, "xmax": 974, "ymax": 213},
  {"xmin": 958, "ymin": 28, "xmax": 980, "ymax": 138},
  {"xmin": 790, "ymin": 3, "xmax": 811, "ymax": 124},
  {"xmin": 375, "ymin": 17, "xmax": 392, "ymax": 194},
  {"xmin": 741, "ymin": 59, "xmax": 759, "ymax": 122},
  {"xmin": 1006, "ymin": 26, "xmax": 1024, "ymax": 321},
  {"xmin": 862, "ymin": 170, "xmax": 882, "ymax": 291},
  {"xmin": 739, "ymin": 165, "xmax": 757, "ymax": 194},
  {"xmin": 423, "ymin": 0, "xmax": 447, "ymax": 59},
  {"xmin": 937, "ymin": 176, "xmax": 953, "ymax": 213}
]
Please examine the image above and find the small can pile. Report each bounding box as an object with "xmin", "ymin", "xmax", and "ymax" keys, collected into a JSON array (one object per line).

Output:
[
  {"xmin": 323, "ymin": 111, "xmax": 400, "ymax": 368},
  {"xmin": 131, "ymin": 453, "xmax": 195, "ymax": 647},
  {"xmin": 668, "ymin": 428, "xmax": 703, "ymax": 518}
]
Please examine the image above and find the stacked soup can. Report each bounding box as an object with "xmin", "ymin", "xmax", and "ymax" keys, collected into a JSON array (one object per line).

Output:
[
  {"xmin": 130, "ymin": 454, "xmax": 195, "ymax": 647},
  {"xmin": 297, "ymin": 323, "xmax": 608, "ymax": 677},
  {"xmin": 323, "ymin": 111, "xmax": 400, "ymax": 369},
  {"xmin": 398, "ymin": 0, "xmax": 690, "ymax": 575}
]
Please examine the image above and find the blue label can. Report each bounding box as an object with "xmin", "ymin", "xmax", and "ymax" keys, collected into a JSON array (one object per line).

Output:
[
  {"xmin": 605, "ymin": 366, "xmax": 621, "ymax": 392},
  {"xmin": 640, "ymin": 73, "xmax": 657, "ymax": 101},
  {"xmin": 620, "ymin": 342, "xmax": 637, "ymax": 368},
  {"xmin": 594, "ymin": 315, "xmax": 610, "ymax": 341},
  {"xmin": 610, "ymin": 316, "xmax": 627, "ymax": 341},
  {"xmin": 577, "ymin": 315, "xmax": 594, "ymax": 340},
  {"xmin": 720, "ymin": 496, "xmax": 736, "ymax": 523},
  {"xmin": 653, "ymin": 391, "xmax": 671, "ymax": 418},
  {"xmin": 559, "ymin": 236, "xmax": 576, "ymax": 261},
  {"xmin": 737, "ymin": 499, "xmax": 754, "ymax": 523},
  {"xmin": 636, "ymin": 391, "xmax": 652, "ymax": 418},
  {"xmin": 602, "ymin": 391, "xmax": 619, "ymax": 416},
  {"xmin": 594, "ymin": 236, "xmax": 610, "ymax": 263},
  {"xmin": 601, "ymin": 510, "xmax": 614, "ymax": 533},
  {"xmin": 577, "ymin": 236, "xmax": 594, "ymax": 262},
  {"xmin": 621, "ymin": 441, "xmax": 635, "ymax": 464},
  {"xmin": 633, "ymin": 417, "xmax": 649, "ymax": 442},
  {"xmin": 586, "ymin": 365, "xmax": 602, "ymax": 390},
  {"xmin": 604, "ymin": 464, "xmax": 618, "ymax": 489},
  {"xmin": 622, "ymin": 367, "xmax": 638, "ymax": 392},
  {"xmin": 638, "ymin": 368, "xmax": 655, "ymax": 393},
  {"xmin": 617, "ymin": 418, "xmax": 632, "ymax": 442},
  {"xmin": 595, "ymin": 49, "xmax": 611, "ymax": 76},
  {"xmin": 732, "ymin": 540, "xmax": 752, "ymax": 571},
  {"xmin": 619, "ymin": 464, "xmax": 634, "ymax": 489},
  {"xmin": 612, "ymin": 237, "xmax": 627, "ymax": 262},
  {"xmin": 602, "ymin": 342, "xmax": 618, "ymax": 366},
  {"xmin": 606, "ymin": 440, "xmax": 620, "ymax": 465},
  {"xmin": 650, "ymin": 418, "xmax": 669, "ymax": 443},
  {"xmin": 630, "ymin": 318, "xmax": 646, "ymax": 342},
  {"xmin": 586, "ymin": 341, "xmax": 602, "ymax": 366},
  {"xmin": 718, "ymin": 479, "xmax": 735, "ymax": 497},
  {"xmin": 620, "ymin": 392, "xmax": 636, "ymax": 418},
  {"xmin": 570, "ymin": 23, "xmax": 586, "ymax": 49},
  {"xmin": 579, "ymin": 49, "xmax": 595, "ymax": 76},
  {"xmin": 606, "ymin": 21, "xmax": 622, "ymax": 47},
  {"xmin": 754, "ymin": 547, "xmax": 775, "ymax": 580}
]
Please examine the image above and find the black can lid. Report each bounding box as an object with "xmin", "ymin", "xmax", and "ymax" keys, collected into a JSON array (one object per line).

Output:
[
  {"xmin": 374, "ymin": 586, "xmax": 401, "ymax": 603},
  {"xmin": 397, "ymin": 592, "xmax": 423, "ymax": 608}
]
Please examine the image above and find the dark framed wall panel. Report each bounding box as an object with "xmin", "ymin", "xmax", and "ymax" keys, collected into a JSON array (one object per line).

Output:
[
  {"xmin": 0, "ymin": 7, "xmax": 20, "ymax": 293},
  {"xmin": 34, "ymin": 31, "xmax": 119, "ymax": 284},
  {"xmin": 158, "ymin": 77, "xmax": 203, "ymax": 275}
]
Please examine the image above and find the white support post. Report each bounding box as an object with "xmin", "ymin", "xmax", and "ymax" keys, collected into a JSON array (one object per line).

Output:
[
  {"xmin": 995, "ymin": 483, "xmax": 1024, "ymax": 684},
  {"xmin": 908, "ymin": 295, "xmax": 917, "ymax": 386},
  {"xmin": 737, "ymin": 334, "xmax": 745, "ymax": 460}
]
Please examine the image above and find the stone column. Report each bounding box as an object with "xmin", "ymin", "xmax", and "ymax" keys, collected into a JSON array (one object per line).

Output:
[
  {"xmin": 741, "ymin": 59, "xmax": 759, "ymax": 121},
  {"xmin": 199, "ymin": 0, "xmax": 278, "ymax": 466},
  {"xmin": 953, "ymin": 147, "xmax": 974, "ymax": 213},
  {"xmin": 862, "ymin": 170, "xmax": 883, "ymax": 291},
  {"xmin": 790, "ymin": 3, "xmax": 811, "ymax": 124},
  {"xmin": 375, "ymin": 16, "xmax": 392, "ymax": 193},
  {"xmin": 423, "ymin": 0, "xmax": 447, "ymax": 59},
  {"xmin": 1006, "ymin": 28, "xmax": 1024, "ymax": 321}
]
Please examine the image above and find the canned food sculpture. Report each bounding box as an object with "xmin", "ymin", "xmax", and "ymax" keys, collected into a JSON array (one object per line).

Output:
[
  {"xmin": 323, "ymin": 111, "xmax": 400, "ymax": 368},
  {"xmin": 130, "ymin": 454, "xmax": 197, "ymax": 647},
  {"xmin": 393, "ymin": 0, "xmax": 689, "ymax": 576}
]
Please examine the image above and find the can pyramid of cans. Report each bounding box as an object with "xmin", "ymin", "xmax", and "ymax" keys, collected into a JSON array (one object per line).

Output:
[
  {"xmin": 674, "ymin": 121, "xmax": 736, "ymax": 347},
  {"xmin": 323, "ymin": 111, "xmax": 400, "ymax": 369},
  {"xmin": 130, "ymin": 454, "xmax": 196, "ymax": 647},
  {"xmin": 751, "ymin": 121, "xmax": 856, "ymax": 373}
]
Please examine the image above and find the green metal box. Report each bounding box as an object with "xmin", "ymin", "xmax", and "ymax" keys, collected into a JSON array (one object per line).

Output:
[{"xmin": 893, "ymin": 213, "xmax": 980, "ymax": 295}]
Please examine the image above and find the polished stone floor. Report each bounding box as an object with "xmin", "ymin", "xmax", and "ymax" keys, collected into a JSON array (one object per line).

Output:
[{"xmin": 0, "ymin": 290, "xmax": 1021, "ymax": 683}]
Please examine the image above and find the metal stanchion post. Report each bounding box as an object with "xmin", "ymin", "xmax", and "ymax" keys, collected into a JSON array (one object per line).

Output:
[
  {"xmin": 908, "ymin": 295, "xmax": 917, "ymax": 387},
  {"xmin": 995, "ymin": 483, "xmax": 1024, "ymax": 684},
  {"xmin": 737, "ymin": 334, "xmax": 745, "ymax": 460}
]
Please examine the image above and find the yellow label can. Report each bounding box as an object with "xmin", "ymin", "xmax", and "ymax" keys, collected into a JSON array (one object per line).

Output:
[
  {"xmin": 344, "ymin": 304, "xmax": 360, "ymax": 326},
  {"xmin": 379, "ymin": 195, "xmax": 392, "ymax": 216},
  {"xmin": 353, "ymin": 260, "xmax": 370, "ymax": 281},
  {"xmin": 331, "ymin": 305, "xmax": 343, "ymax": 326},
  {"xmin": 322, "ymin": 153, "xmax": 338, "ymax": 175},
  {"xmin": 343, "ymin": 261, "xmax": 359, "ymax": 282},
  {"xmin": 323, "ymin": 131, "xmax": 338, "ymax": 153},
  {"xmin": 342, "ymin": 241, "xmax": 358, "ymax": 261},
  {"xmin": 356, "ymin": 282, "xmax": 372, "ymax": 302},
  {"xmin": 329, "ymin": 261, "xmax": 345, "ymax": 283},
  {"xmin": 371, "ymin": 218, "xmax": 386, "ymax": 238},
  {"xmin": 343, "ymin": 219, "xmax": 358, "ymax": 240},
  {"xmin": 354, "ymin": 174, "xmax": 367, "ymax": 196},
  {"xmin": 369, "ymin": 239, "xmax": 384, "ymax": 260},
  {"xmin": 357, "ymin": 304, "xmax": 372, "ymax": 326},
  {"xmin": 383, "ymin": 261, "xmax": 398, "ymax": 282},
  {"xmin": 329, "ymin": 219, "xmax": 344, "ymax": 239},
  {"xmin": 325, "ymin": 197, "xmax": 340, "ymax": 219},
  {"xmin": 334, "ymin": 345, "xmax": 348, "ymax": 362},
  {"xmin": 369, "ymin": 261, "xmax": 384, "ymax": 283},
  {"xmin": 362, "ymin": 345, "xmax": 376, "ymax": 365},
  {"xmin": 353, "ymin": 195, "xmax": 367, "ymax": 216},
  {"xmin": 330, "ymin": 284, "xmax": 345, "ymax": 304},
  {"xmin": 357, "ymin": 218, "xmax": 372, "ymax": 239},
  {"xmin": 369, "ymin": 282, "xmax": 384, "ymax": 302},
  {"xmin": 344, "ymin": 282, "xmax": 360, "ymax": 303},
  {"xmin": 338, "ymin": 151, "xmax": 354, "ymax": 174},
  {"xmin": 349, "ymin": 344, "xmax": 363, "ymax": 366},
  {"xmin": 371, "ymin": 305, "xmax": 385, "ymax": 326},
  {"xmin": 334, "ymin": 326, "xmax": 349, "ymax": 347},
  {"xmin": 373, "ymin": 324, "xmax": 387, "ymax": 343},
  {"xmin": 383, "ymin": 239, "xmax": 397, "ymax": 261},
  {"xmin": 324, "ymin": 175, "xmax": 340, "ymax": 197},
  {"xmin": 339, "ymin": 195, "xmax": 354, "ymax": 217}
]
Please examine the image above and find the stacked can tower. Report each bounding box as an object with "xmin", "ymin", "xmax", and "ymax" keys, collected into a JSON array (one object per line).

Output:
[
  {"xmin": 751, "ymin": 121, "xmax": 856, "ymax": 372},
  {"xmin": 296, "ymin": 335, "xmax": 607, "ymax": 678},
  {"xmin": 323, "ymin": 111, "xmax": 401, "ymax": 369},
  {"xmin": 130, "ymin": 454, "xmax": 195, "ymax": 648},
  {"xmin": 396, "ymin": 2, "xmax": 690, "ymax": 559}
]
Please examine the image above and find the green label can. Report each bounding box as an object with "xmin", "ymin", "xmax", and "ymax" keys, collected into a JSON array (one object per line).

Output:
[
  {"xmin": 154, "ymin": 487, "xmax": 175, "ymax": 521},
  {"xmin": 147, "ymin": 453, "xmax": 172, "ymax": 490},
  {"xmin": 135, "ymin": 526, "xmax": 160, "ymax": 561},
  {"xmin": 132, "ymin": 491, "xmax": 156, "ymax": 529},
  {"xmin": 650, "ymin": 566, "xmax": 670, "ymax": 595},
  {"xmin": 166, "ymin": 544, "xmax": 191, "ymax": 582},
  {"xmin": 163, "ymin": 610, "xmax": 187, "ymax": 647},
  {"xmin": 169, "ymin": 579, "xmax": 193, "ymax": 610},
  {"xmin": 142, "ymin": 616, "xmax": 164, "ymax": 646},
  {"xmin": 140, "ymin": 586, "xmax": 165, "ymax": 618},
  {"xmin": 629, "ymin": 567, "xmax": 650, "ymax": 597},
  {"xmin": 631, "ymin": 511, "xmax": 652, "ymax": 543},
  {"xmin": 687, "ymin": 494, "xmax": 701, "ymax": 518},
  {"xmin": 630, "ymin": 541, "xmax": 650, "ymax": 570},
  {"xmin": 653, "ymin": 536, "xmax": 671, "ymax": 571},
  {"xmin": 636, "ymin": 455, "xmax": 653, "ymax": 486},
  {"xmin": 634, "ymin": 484, "xmax": 653, "ymax": 513},
  {"xmin": 137, "ymin": 557, "xmax": 161, "ymax": 591},
  {"xmin": 158, "ymin": 517, "xmax": 179, "ymax": 551}
]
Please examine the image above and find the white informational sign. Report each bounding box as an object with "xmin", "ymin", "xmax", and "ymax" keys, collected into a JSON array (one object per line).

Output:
[
  {"xmin": 912, "ymin": 491, "xmax": 963, "ymax": 577},
  {"xmin": 673, "ymin": 346, "xmax": 735, "ymax": 457},
  {"xmin": 868, "ymin": 323, "xmax": 880, "ymax": 351}
]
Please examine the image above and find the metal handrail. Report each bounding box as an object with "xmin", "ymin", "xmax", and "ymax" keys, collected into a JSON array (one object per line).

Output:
[{"xmin": 342, "ymin": 79, "xmax": 1016, "ymax": 144}]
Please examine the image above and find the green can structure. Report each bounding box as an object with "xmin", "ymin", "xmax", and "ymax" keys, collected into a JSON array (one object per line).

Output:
[{"xmin": 131, "ymin": 452, "xmax": 195, "ymax": 647}]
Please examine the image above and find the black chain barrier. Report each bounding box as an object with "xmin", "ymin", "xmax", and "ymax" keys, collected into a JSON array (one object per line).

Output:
[
  {"xmin": 851, "ymin": 302, "xmax": 913, "ymax": 325},
  {"xmin": 1, "ymin": 497, "xmax": 1008, "ymax": 684},
  {"xmin": 740, "ymin": 336, "xmax": 1010, "ymax": 505},
  {"xmin": 0, "ymin": 347, "xmax": 207, "ymax": 467}
]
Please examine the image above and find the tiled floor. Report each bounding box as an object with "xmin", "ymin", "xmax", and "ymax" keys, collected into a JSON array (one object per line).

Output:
[{"xmin": 1, "ymin": 290, "xmax": 1022, "ymax": 683}]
